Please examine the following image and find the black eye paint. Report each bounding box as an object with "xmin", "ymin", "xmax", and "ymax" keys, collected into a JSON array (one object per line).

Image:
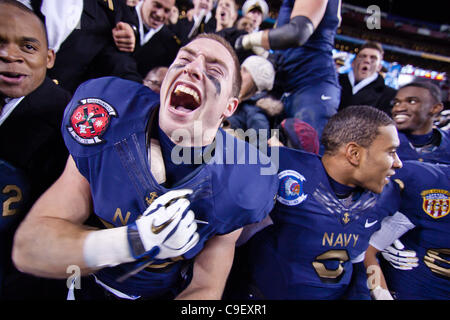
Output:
[
  {"xmin": 171, "ymin": 60, "xmax": 222, "ymax": 95},
  {"xmin": 206, "ymin": 73, "xmax": 221, "ymax": 96}
]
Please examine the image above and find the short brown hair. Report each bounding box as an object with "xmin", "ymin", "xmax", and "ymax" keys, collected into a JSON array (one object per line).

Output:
[{"xmin": 359, "ymin": 41, "xmax": 384, "ymax": 57}]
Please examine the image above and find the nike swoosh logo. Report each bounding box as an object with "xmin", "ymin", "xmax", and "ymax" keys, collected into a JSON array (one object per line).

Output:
[
  {"xmin": 321, "ymin": 94, "xmax": 332, "ymax": 100},
  {"xmin": 365, "ymin": 219, "xmax": 378, "ymax": 228},
  {"xmin": 194, "ymin": 219, "xmax": 209, "ymax": 224},
  {"xmin": 151, "ymin": 218, "xmax": 175, "ymax": 234}
]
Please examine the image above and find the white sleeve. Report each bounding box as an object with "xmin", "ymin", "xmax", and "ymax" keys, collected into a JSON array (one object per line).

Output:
[{"xmin": 369, "ymin": 211, "xmax": 415, "ymax": 251}]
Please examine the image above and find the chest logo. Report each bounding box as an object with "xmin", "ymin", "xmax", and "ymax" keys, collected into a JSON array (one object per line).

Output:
[
  {"xmin": 67, "ymin": 98, "xmax": 117, "ymax": 145},
  {"xmin": 421, "ymin": 189, "xmax": 450, "ymax": 219},
  {"xmin": 277, "ymin": 170, "xmax": 307, "ymax": 206}
]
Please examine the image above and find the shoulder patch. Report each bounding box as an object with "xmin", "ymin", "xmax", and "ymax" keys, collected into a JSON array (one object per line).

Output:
[
  {"xmin": 67, "ymin": 98, "xmax": 117, "ymax": 145},
  {"xmin": 421, "ymin": 189, "xmax": 450, "ymax": 219},
  {"xmin": 277, "ymin": 170, "xmax": 307, "ymax": 206}
]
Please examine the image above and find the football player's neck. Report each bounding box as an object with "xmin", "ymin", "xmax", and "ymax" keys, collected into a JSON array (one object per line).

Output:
[{"xmin": 321, "ymin": 154, "xmax": 356, "ymax": 189}]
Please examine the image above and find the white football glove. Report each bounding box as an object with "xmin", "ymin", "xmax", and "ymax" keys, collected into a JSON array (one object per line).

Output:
[
  {"xmin": 381, "ymin": 239, "xmax": 419, "ymax": 270},
  {"xmin": 370, "ymin": 286, "xmax": 394, "ymax": 300},
  {"xmin": 127, "ymin": 189, "xmax": 199, "ymax": 260}
]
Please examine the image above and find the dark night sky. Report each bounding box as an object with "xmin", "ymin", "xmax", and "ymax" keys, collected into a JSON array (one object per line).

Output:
[
  {"xmin": 340, "ymin": 0, "xmax": 448, "ymax": 25},
  {"xmin": 177, "ymin": 0, "xmax": 448, "ymax": 26}
]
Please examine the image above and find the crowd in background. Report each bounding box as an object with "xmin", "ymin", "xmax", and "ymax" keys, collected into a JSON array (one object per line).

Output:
[{"xmin": 0, "ymin": 0, "xmax": 448, "ymax": 301}]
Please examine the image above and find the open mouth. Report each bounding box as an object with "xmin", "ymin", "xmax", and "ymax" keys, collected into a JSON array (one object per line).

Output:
[
  {"xmin": 393, "ymin": 114, "xmax": 410, "ymax": 123},
  {"xmin": 170, "ymin": 83, "xmax": 201, "ymax": 113},
  {"xmin": 0, "ymin": 71, "xmax": 26, "ymax": 84}
]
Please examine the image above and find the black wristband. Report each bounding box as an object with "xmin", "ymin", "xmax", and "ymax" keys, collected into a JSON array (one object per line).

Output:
[{"xmin": 268, "ymin": 15, "xmax": 314, "ymax": 50}]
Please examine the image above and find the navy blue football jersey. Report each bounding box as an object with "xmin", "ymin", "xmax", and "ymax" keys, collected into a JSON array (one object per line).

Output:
[
  {"xmin": 377, "ymin": 161, "xmax": 450, "ymax": 299},
  {"xmin": 0, "ymin": 160, "xmax": 30, "ymax": 292},
  {"xmin": 273, "ymin": 0, "xmax": 341, "ymax": 92},
  {"xmin": 61, "ymin": 77, "xmax": 278, "ymax": 298},
  {"xmin": 242, "ymin": 147, "xmax": 390, "ymax": 299},
  {"xmin": 397, "ymin": 129, "xmax": 450, "ymax": 164}
]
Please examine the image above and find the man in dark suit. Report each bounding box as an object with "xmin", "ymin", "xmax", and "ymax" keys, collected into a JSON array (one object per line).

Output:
[
  {"xmin": 28, "ymin": 0, "xmax": 142, "ymax": 93},
  {"xmin": 0, "ymin": 0, "xmax": 70, "ymax": 299},
  {"xmin": 338, "ymin": 41, "xmax": 397, "ymax": 116},
  {"xmin": 112, "ymin": 0, "xmax": 181, "ymax": 78},
  {"xmin": 132, "ymin": 0, "xmax": 181, "ymax": 77},
  {"xmin": 169, "ymin": 0, "xmax": 217, "ymax": 45}
]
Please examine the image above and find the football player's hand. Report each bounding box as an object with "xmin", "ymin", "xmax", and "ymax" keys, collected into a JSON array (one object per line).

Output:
[
  {"xmin": 381, "ymin": 239, "xmax": 419, "ymax": 270},
  {"xmin": 370, "ymin": 286, "xmax": 394, "ymax": 300},
  {"xmin": 235, "ymin": 32, "xmax": 263, "ymax": 51},
  {"xmin": 234, "ymin": 35, "xmax": 246, "ymax": 51},
  {"xmin": 252, "ymin": 46, "xmax": 269, "ymax": 58},
  {"xmin": 127, "ymin": 189, "xmax": 199, "ymax": 260}
]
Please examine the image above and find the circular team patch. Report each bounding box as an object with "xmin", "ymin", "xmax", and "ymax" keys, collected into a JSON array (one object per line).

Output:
[
  {"xmin": 277, "ymin": 170, "xmax": 307, "ymax": 206},
  {"xmin": 67, "ymin": 98, "xmax": 117, "ymax": 145}
]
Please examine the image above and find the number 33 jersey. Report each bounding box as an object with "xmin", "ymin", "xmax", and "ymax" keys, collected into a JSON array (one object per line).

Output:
[{"xmin": 244, "ymin": 147, "xmax": 392, "ymax": 299}]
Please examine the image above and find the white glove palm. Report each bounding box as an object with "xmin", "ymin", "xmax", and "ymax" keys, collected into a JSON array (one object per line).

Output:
[
  {"xmin": 127, "ymin": 189, "xmax": 199, "ymax": 260},
  {"xmin": 381, "ymin": 239, "xmax": 419, "ymax": 270}
]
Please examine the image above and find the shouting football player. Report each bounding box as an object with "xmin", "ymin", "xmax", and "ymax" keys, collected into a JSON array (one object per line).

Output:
[{"xmin": 12, "ymin": 33, "xmax": 278, "ymax": 300}]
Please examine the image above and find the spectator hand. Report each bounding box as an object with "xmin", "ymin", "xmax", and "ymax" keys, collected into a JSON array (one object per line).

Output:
[
  {"xmin": 381, "ymin": 239, "xmax": 419, "ymax": 270},
  {"xmin": 112, "ymin": 22, "xmax": 136, "ymax": 52},
  {"xmin": 127, "ymin": 189, "xmax": 199, "ymax": 260}
]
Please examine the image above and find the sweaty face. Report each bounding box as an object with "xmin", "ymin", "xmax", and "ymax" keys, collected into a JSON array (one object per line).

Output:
[
  {"xmin": 391, "ymin": 86, "xmax": 437, "ymax": 135},
  {"xmin": 0, "ymin": 4, "xmax": 54, "ymax": 98},
  {"xmin": 352, "ymin": 48, "xmax": 382, "ymax": 83},
  {"xmin": 141, "ymin": 0, "xmax": 174, "ymax": 29},
  {"xmin": 159, "ymin": 38, "xmax": 238, "ymax": 146},
  {"xmin": 357, "ymin": 125, "xmax": 402, "ymax": 194}
]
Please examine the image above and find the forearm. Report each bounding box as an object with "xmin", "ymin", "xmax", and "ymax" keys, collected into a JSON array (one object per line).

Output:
[
  {"xmin": 176, "ymin": 229, "xmax": 242, "ymax": 300},
  {"xmin": 176, "ymin": 248, "xmax": 234, "ymax": 300},
  {"xmin": 267, "ymin": 15, "xmax": 314, "ymax": 50},
  {"xmin": 238, "ymin": 15, "xmax": 314, "ymax": 51},
  {"xmin": 13, "ymin": 215, "xmax": 95, "ymax": 278},
  {"xmin": 364, "ymin": 245, "xmax": 389, "ymax": 290}
]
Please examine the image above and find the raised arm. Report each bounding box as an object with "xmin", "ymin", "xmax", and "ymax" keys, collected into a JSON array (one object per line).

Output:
[
  {"xmin": 236, "ymin": 0, "xmax": 328, "ymax": 51},
  {"xmin": 176, "ymin": 228, "xmax": 243, "ymax": 300}
]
